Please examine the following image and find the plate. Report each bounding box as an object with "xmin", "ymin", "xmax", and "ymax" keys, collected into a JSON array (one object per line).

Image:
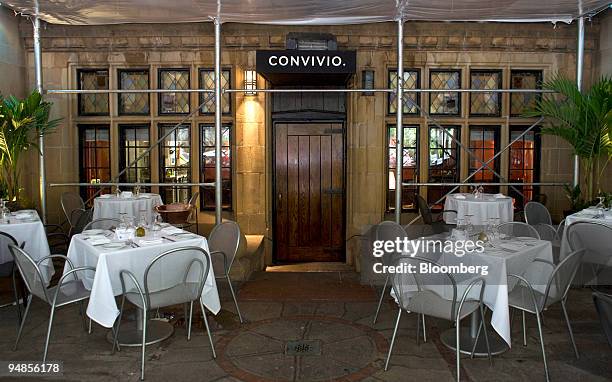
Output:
[
  {"xmin": 101, "ymin": 242, "xmax": 126, "ymax": 249},
  {"xmin": 83, "ymin": 229, "xmax": 105, "ymax": 236}
]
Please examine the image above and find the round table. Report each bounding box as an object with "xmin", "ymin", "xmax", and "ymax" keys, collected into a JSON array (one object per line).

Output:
[
  {"xmin": 443, "ymin": 193, "xmax": 513, "ymax": 226},
  {"xmin": 92, "ymin": 193, "xmax": 163, "ymax": 223}
]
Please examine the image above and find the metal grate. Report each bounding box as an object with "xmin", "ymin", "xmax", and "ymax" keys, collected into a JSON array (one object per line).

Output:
[{"xmin": 285, "ymin": 340, "xmax": 322, "ymax": 356}]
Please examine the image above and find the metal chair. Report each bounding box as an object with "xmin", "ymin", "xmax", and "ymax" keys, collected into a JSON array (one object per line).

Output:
[
  {"xmin": 385, "ymin": 255, "xmax": 490, "ymax": 381},
  {"xmin": 372, "ymin": 221, "xmax": 409, "ymax": 325},
  {"xmin": 112, "ymin": 246, "xmax": 216, "ymax": 380},
  {"xmin": 209, "ymin": 220, "xmax": 243, "ymax": 323},
  {"xmin": 556, "ymin": 218, "xmax": 566, "ymax": 241},
  {"xmin": 69, "ymin": 208, "xmax": 93, "ymax": 236},
  {"xmin": 497, "ymin": 221, "xmax": 540, "ymax": 239},
  {"xmin": 9, "ymin": 244, "xmax": 95, "ymax": 363},
  {"xmin": 83, "ymin": 218, "xmax": 121, "ymax": 231},
  {"xmin": 415, "ymin": 193, "xmax": 456, "ymax": 234},
  {"xmin": 61, "ymin": 192, "xmax": 85, "ymax": 227},
  {"xmin": 525, "ymin": 201, "xmax": 553, "ymax": 226},
  {"xmin": 507, "ymin": 249, "xmax": 585, "ymax": 382},
  {"xmin": 533, "ymin": 223, "xmax": 558, "ymax": 242},
  {"xmin": 0, "ymin": 232, "xmax": 25, "ymax": 324},
  {"xmin": 566, "ymin": 221, "xmax": 612, "ymax": 284}
]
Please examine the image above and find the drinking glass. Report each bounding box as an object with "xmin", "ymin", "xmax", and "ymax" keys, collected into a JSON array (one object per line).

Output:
[
  {"xmin": 464, "ymin": 214, "xmax": 474, "ymax": 238},
  {"xmin": 595, "ymin": 196, "xmax": 606, "ymax": 218}
]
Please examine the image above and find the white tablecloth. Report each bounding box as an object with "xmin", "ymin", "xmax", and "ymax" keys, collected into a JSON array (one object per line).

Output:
[
  {"xmin": 65, "ymin": 231, "xmax": 220, "ymax": 328},
  {"xmin": 444, "ymin": 193, "xmax": 514, "ymax": 226},
  {"xmin": 393, "ymin": 235, "xmax": 553, "ymax": 346},
  {"xmin": 0, "ymin": 210, "xmax": 53, "ymax": 284},
  {"xmin": 92, "ymin": 193, "xmax": 163, "ymax": 223}
]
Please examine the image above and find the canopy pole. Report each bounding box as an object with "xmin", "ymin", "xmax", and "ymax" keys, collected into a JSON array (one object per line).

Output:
[
  {"xmin": 573, "ymin": 16, "xmax": 585, "ymax": 187},
  {"xmin": 214, "ymin": 17, "xmax": 222, "ymax": 224},
  {"xmin": 33, "ymin": 7, "xmax": 46, "ymax": 223},
  {"xmin": 394, "ymin": 19, "xmax": 404, "ymax": 224}
]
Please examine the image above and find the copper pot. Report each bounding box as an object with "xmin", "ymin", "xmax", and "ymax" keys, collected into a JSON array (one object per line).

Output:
[{"xmin": 155, "ymin": 203, "xmax": 191, "ymax": 224}]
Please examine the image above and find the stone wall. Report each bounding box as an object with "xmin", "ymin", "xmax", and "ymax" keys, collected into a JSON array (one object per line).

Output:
[
  {"xmin": 0, "ymin": 6, "xmax": 26, "ymax": 98},
  {"xmin": 16, "ymin": 18, "xmax": 607, "ymax": 266}
]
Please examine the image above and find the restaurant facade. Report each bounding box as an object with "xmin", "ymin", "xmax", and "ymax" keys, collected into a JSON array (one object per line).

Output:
[{"xmin": 5, "ymin": 13, "xmax": 611, "ymax": 269}]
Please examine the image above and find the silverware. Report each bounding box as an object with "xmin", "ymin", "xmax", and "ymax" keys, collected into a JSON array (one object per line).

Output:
[{"xmin": 162, "ymin": 236, "xmax": 177, "ymax": 242}]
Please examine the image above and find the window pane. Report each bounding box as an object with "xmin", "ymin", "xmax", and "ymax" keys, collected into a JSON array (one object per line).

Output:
[
  {"xmin": 199, "ymin": 69, "xmax": 231, "ymax": 114},
  {"xmin": 428, "ymin": 126, "xmax": 460, "ymax": 207},
  {"xmin": 200, "ymin": 124, "xmax": 232, "ymax": 209},
  {"xmin": 79, "ymin": 125, "xmax": 111, "ymax": 201},
  {"xmin": 388, "ymin": 70, "xmax": 419, "ymax": 114},
  {"xmin": 78, "ymin": 70, "xmax": 109, "ymax": 115},
  {"xmin": 119, "ymin": 125, "xmax": 151, "ymax": 191},
  {"xmin": 159, "ymin": 124, "xmax": 191, "ymax": 203},
  {"xmin": 387, "ymin": 125, "xmax": 418, "ymax": 210},
  {"xmin": 511, "ymin": 70, "xmax": 543, "ymax": 116},
  {"xmin": 119, "ymin": 70, "xmax": 150, "ymax": 115},
  {"xmin": 470, "ymin": 70, "xmax": 501, "ymax": 116},
  {"xmin": 159, "ymin": 70, "xmax": 190, "ymax": 114},
  {"xmin": 508, "ymin": 126, "xmax": 540, "ymax": 206},
  {"xmin": 430, "ymin": 70, "xmax": 460, "ymax": 115},
  {"xmin": 468, "ymin": 126, "xmax": 500, "ymax": 193}
]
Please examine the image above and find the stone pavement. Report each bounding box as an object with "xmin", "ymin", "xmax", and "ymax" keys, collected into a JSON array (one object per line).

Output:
[{"xmin": 0, "ymin": 271, "xmax": 610, "ymax": 382}]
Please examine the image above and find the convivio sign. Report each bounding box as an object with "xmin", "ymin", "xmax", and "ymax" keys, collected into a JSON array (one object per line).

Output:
[{"xmin": 256, "ymin": 50, "xmax": 356, "ymax": 74}]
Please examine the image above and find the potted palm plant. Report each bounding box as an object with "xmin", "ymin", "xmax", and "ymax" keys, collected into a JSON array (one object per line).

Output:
[
  {"xmin": 0, "ymin": 90, "xmax": 60, "ymax": 207},
  {"xmin": 527, "ymin": 75, "xmax": 612, "ymax": 202}
]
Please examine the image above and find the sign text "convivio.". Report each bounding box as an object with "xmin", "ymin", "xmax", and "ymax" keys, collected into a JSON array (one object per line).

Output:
[{"xmin": 256, "ymin": 50, "xmax": 356, "ymax": 74}]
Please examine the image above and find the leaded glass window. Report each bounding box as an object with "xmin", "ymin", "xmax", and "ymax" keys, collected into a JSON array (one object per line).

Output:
[
  {"xmin": 470, "ymin": 70, "xmax": 501, "ymax": 116},
  {"xmin": 511, "ymin": 70, "xmax": 543, "ymax": 116},
  {"xmin": 428, "ymin": 125, "xmax": 460, "ymax": 208},
  {"xmin": 199, "ymin": 69, "xmax": 231, "ymax": 114},
  {"xmin": 159, "ymin": 123, "xmax": 191, "ymax": 203},
  {"xmin": 469, "ymin": 126, "xmax": 500, "ymax": 193},
  {"xmin": 118, "ymin": 70, "xmax": 150, "ymax": 115},
  {"xmin": 159, "ymin": 69, "xmax": 190, "ymax": 114},
  {"xmin": 509, "ymin": 125, "xmax": 541, "ymax": 206},
  {"xmin": 429, "ymin": 70, "xmax": 461, "ymax": 115},
  {"xmin": 388, "ymin": 70, "xmax": 419, "ymax": 114},
  {"xmin": 79, "ymin": 125, "xmax": 111, "ymax": 201},
  {"xmin": 119, "ymin": 125, "xmax": 151, "ymax": 191},
  {"xmin": 200, "ymin": 124, "xmax": 232, "ymax": 210},
  {"xmin": 387, "ymin": 125, "xmax": 418, "ymax": 211},
  {"xmin": 78, "ymin": 69, "xmax": 109, "ymax": 116}
]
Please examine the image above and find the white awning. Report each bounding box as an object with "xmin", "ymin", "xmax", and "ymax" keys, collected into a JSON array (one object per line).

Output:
[{"xmin": 3, "ymin": 0, "xmax": 610, "ymax": 25}]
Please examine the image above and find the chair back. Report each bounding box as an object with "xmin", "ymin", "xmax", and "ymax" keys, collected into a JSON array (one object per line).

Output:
[
  {"xmin": 415, "ymin": 194, "xmax": 433, "ymax": 225},
  {"xmin": 84, "ymin": 218, "xmax": 121, "ymax": 231},
  {"xmin": 0, "ymin": 231, "xmax": 19, "ymax": 267},
  {"xmin": 61, "ymin": 192, "xmax": 85, "ymax": 226},
  {"xmin": 543, "ymin": 249, "xmax": 585, "ymax": 307},
  {"xmin": 209, "ymin": 221, "xmax": 240, "ymax": 274},
  {"xmin": 497, "ymin": 222, "xmax": 540, "ymax": 239},
  {"xmin": 391, "ymin": 255, "xmax": 461, "ymax": 320},
  {"xmin": 533, "ymin": 224, "xmax": 557, "ymax": 242},
  {"xmin": 525, "ymin": 201, "xmax": 552, "ymax": 226},
  {"xmin": 70, "ymin": 208, "xmax": 93, "ymax": 236},
  {"xmin": 141, "ymin": 246, "xmax": 210, "ymax": 308},
  {"xmin": 566, "ymin": 221, "xmax": 612, "ymax": 265},
  {"xmin": 375, "ymin": 221, "xmax": 408, "ymax": 266},
  {"xmin": 556, "ymin": 219, "xmax": 566, "ymax": 241},
  {"xmin": 8, "ymin": 244, "xmax": 49, "ymax": 302}
]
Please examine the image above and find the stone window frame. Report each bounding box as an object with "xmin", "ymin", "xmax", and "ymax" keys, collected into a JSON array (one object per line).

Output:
[
  {"xmin": 158, "ymin": 68, "xmax": 191, "ymax": 116},
  {"xmin": 386, "ymin": 124, "xmax": 419, "ymax": 212},
  {"xmin": 199, "ymin": 123, "xmax": 233, "ymax": 211},
  {"xmin": 117, "ymin": 69, "xmax": 151, "ymax": 116},
  {"xmin": 78, "ymin": 124, "xmax": 111, "ymax": 202},
  {"xmin": 118, "ymin": 124, "xmax": 152, "ymax": 191},
  {"xmin": 468, "ymin": 125, "xmax": 501, "ymax": 193},
  {"xmin": 158, "ymin": 123, "xmax": 192, "ymax": 204},
  {"xmin": 508, "ymin": 125, "xmax": 541, "ymax": 207},
  {"xmin": 387, "ymin": 69, "xmax": 421, "ymax": 116},
  {"xmin": 469, "ymin": 69, "xmax": 502, "ymax": 117},
  {"xmin": 428, "ymin": 69, "xmax": 462, "ymax": 117},
  {"xmin": 198, "ymin": 68, "xmax": 232, "ymax": 115},
  {"xmin": 77, "ymin": 68, "xmax": 110, "ymax": 116}
]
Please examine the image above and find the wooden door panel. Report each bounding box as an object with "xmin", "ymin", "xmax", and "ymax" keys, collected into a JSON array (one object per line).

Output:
[{"xmin": 275, "ymin": 123, "xmax": 344, "ymax": 262}]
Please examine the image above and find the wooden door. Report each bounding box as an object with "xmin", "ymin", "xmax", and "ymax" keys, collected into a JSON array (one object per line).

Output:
[{"xmin": 274, "ymin": 123, "xmax": 345, "ymax": 262}]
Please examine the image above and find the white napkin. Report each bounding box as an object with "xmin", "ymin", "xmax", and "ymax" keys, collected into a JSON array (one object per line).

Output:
[
  {"xmin": 454, "ymin": 194, "xmax": 466, "ymax": 199},
  {"xmin": 162, "ymin": 226, "xmax": 183, "ymax": 235},
  {"xmin": 88, "ymin": 235, "xmax": 111, "ymax": 245},
  {"xmin": 99, "ymin": 194, "xmax": 112, "ymax": 199},
  {"xmin": 14, "ymin": 211, "xmax": 33, "ymax": 219},
  {"xmin": 138, "ymin": 238, "xmax": 164, "ymax": 246},
  {"xmin": 494, "ymin": 193, "xmax": 506, "ymax": 199},
  {"xmin": 120, "ymin": 191, "xmax": 133, "ymax": 198}
]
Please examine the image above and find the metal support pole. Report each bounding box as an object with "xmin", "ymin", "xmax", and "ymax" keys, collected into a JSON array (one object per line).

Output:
[
  {"xmin": 33, "ymin": 9, "xmax": 46, "ymax": 223},
  {"xmin": 395, "ymin": 19, "xmax": 404, "ymax": 224},
  {"xmin": 214, "ymin": 18, "xmax": 222, "ymax": 224},
  {"xmin": 573, "ymin": 16, "xmax": 585, "ymax": 187}
]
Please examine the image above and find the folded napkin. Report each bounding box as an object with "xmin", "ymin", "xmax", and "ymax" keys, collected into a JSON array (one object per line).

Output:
[
  {"xmin": 494, "ymin": 193, "xmax": 506, "ymax": 198},
  {"xmin": 454, "ymin": 194, "xmax": 466, "ymax": 199},
  {"xmin": 14, "ymin": 212, "xmax": 33, "ymax": 219},
  {"xmin": 162, "ymin": 226, "xmax": 183, "ymax": 235},
  {"xmin": 88, "ymin": 235, "xmax": 111, "ymax": 245},
  {"xmin": 138, "ymin": 238, "xmax": 164, "ymax": 246}
]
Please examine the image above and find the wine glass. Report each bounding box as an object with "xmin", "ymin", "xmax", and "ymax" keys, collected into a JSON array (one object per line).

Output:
[
  {"xmin": 464, "ymin": 214, "xmax": 474, "ymax": 238},
  {"xmin": 595, "ymin": 196, "xmax": 606, "ymax": 218}
]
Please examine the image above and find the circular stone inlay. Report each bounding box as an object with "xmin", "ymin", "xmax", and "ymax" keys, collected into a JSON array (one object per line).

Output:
[{"xmin": 215, "ymin": 315, "xmax": 388, "ymax": 382}]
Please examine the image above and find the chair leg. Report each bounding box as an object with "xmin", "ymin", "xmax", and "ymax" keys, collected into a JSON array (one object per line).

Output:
[
  {"xmin": 456, "ymin": 318, "xmax": 461, "ymax": 382},
  {"xmin": 14, "ymin": 295, "xmax": 32, "ymax": 351},
  {"xmin": 384, "ymin": 308, "xmax": 402, "ymax": 371},
  {"xmin": 43, "ymin": 305, "xmax": 57, "ymax": 363},
  {"xmin": 140, "ymin": 309, "xmax": 147, "ymax": 381},
  {"xmin": 422, "ymin": 314, "xmax": 427, "ymax": 343},
  {"xmin": 199, "ymin": 301, "xmax": 217, "ymax": 359},
  {"xmin": 561, "ymin": 299, "xmax": 579, "ymax": 359},
  {"xmin": 78, "ymin": 301, "xmax": 88, "ymax": 332},
  {"xmin": 112, "ymin": 295, "xmax": 126, "ymax": 354},
  {"xmin": 416, "ymin": 313, "xmax": 421, "ymax": 346},
  {"xmin": 226, "ymin": 274, "xmax": 243, "ymax": 324},
  {"xmin": 534, "ymin": 310, "xmax": 550, "ymax": 382},
  {"xmin": 187, "ymin": 301, "xmax": 194, "ymax": 341},
  {"xmin": 11, "ymin": 268, "xmax": 22, "ymax": 324},
  {"xmin": 480, "ymin": 305, "xmax": 493, "ymax": 366},
  {"xmin": 373, "ymin": 275, "xmax": 389, "ymax": 325},
  {"xmin": 522, "ymin": 310, "xmax": 527, "ymax": 346}
]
